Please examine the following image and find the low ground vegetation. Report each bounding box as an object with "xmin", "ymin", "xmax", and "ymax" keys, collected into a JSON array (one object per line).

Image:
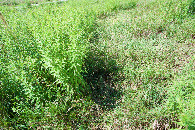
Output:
[{"xmin": 0, "ymin": 0, "xmax": 194, "ymax": 129}]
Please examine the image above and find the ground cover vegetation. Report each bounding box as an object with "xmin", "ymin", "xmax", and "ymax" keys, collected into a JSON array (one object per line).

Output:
[{"xmin": 0, "ymin": 0, "xmax": 194, "ymax": 129}]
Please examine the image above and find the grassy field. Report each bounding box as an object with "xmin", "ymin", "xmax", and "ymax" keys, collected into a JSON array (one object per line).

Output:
[{"xmin": 0, "ymin": 0, "xmax": 195, "ymax": 129}]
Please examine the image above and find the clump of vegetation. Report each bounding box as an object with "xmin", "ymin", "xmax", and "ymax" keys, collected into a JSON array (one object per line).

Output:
[{"xmin": 0, "ymin": 0, "xmax": 194, "ymax": 129}]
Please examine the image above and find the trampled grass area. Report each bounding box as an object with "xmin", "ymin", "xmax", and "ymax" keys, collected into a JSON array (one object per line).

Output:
[{"xmin": 0, "ymin": 0, "xmax": 194, "ymax": 129}]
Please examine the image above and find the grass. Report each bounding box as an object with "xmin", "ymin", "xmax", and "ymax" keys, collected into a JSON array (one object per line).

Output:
[
  {"xmin": 92, "ymin": 0, "xmax": 195, "ymax": 129},
  {"xmin": 0, "ymin": 0, "xmax": 195, "ymax": 129}
]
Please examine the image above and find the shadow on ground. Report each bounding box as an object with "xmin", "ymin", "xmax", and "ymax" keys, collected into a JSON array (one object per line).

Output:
[{"xmin": 82, "ymin": 42, "xmax": 123, "ymax": 110}]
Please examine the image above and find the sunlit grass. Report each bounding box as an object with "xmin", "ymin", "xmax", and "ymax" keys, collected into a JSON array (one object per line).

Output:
[{"xmin": 0, "ymin": 0, "xmax": 194, "ymax": 129}]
